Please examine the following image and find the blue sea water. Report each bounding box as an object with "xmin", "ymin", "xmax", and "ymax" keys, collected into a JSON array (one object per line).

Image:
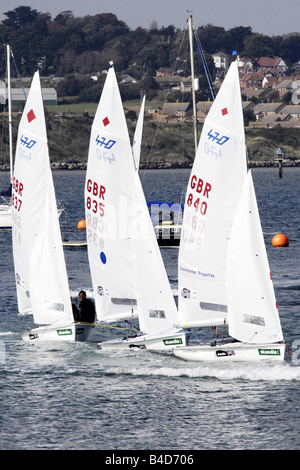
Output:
[{"xmin": 0, "ymin": 168, "xmax": 299, "ymax": 450}]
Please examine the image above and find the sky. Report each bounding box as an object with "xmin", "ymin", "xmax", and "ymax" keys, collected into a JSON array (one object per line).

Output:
[{"xmin": 0, "ymin": 0, "xmax": 299, "ymax": 36}]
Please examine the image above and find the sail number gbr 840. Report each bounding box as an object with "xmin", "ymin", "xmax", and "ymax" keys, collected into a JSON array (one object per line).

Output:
[{"xmin": 182, "ymin": 175, "xmax": 212, "ymax": 250}]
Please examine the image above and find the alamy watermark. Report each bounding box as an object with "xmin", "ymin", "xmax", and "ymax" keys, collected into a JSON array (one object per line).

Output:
[
  {"xmin": 291, "ymin": 339, "xmax": 300, "ymax": 364},
  {"xmin": 0, "ymin": 340, "xmax": 5, "ymax": 365},
  {"xmin": 291, "ymin": 80, "xmax": 300, "ymax": 105}
]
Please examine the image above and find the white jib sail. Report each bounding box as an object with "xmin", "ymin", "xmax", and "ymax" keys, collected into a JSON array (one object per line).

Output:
[
  {"xmin": 12, "ymin": 71, "xmax": 73, "ymax": 325},
  {"xmin": 131, "ymin": 170, "xmax": 180, "ymax": 336},
  {"xmin": 132, "ymin": 94, "xmax": 146, "ymax": 168},
  {"xmin": 227, "ymin": 170, "xmax": 283, "ymax": 344},
  {"xmin": 178, "ymin": 61, "xmax": 248, "ymax": 328}
]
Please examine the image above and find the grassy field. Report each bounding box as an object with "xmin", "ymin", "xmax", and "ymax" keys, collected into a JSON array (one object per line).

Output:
[{"xmin": 45, "ymin": 102, "xmax": 97, "ymax": 114}]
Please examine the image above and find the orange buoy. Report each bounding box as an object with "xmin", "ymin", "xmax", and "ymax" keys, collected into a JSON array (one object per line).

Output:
[
  {"xmin": 272, "ymin": 233, "xmax": 289, "ymax": 248},
  {"xmin": 77, "ymin": 219, "xmax": 86, "ymax": 230}
]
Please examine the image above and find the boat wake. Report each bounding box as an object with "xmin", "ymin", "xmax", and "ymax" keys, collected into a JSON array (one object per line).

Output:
[{"xmin": 103, "ymin": 361, "xmax": 300, "ymax": 382}]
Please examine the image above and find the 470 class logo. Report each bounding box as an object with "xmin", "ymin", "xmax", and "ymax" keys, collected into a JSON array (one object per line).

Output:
[
  {"xmin": 95, "ymin": 135, "xmax": 116, "ymax": 149},
  {"xmin": 20, "ymin": 134, "xmax": 37, "ymax": 149},
  {"xmin": 207, "ymin": 129, "xmax": 229, "ymax": 146}
]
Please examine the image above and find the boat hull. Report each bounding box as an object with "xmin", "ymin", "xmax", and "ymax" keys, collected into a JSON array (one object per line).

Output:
[
  {"xmin": 154, "ymin": 223, "xmax": 181, "ymax": 248},
  {"xmin": 0, "ymin": 205, "xmax": 12, "ymax": 229},
  {"xmin": 21, "ymin": 322, "xmax": 94, "ymax": 343},
  {"xmin": 173, "ymin": 342, "xmax": 286, "ymax": 362},
  {"xmin": 1, "ymin": 205, "xmax": 63, "ymax": 230},
  {"xmin": 98, "ymin": 330, "xmax": 186, "ymax": 351}
]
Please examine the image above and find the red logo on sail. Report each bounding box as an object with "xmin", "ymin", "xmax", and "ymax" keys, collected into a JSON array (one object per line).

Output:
[
  {"xmin": 27, "ymin": 109, "xmax": 36, "ymax": 123},
  {"xmin": 221, "ymin": 107, "xmax": 228, "ymax": 116},
  {"xmin": 103, "ymin": 116, "xmax": 110, "ymax": 127}
]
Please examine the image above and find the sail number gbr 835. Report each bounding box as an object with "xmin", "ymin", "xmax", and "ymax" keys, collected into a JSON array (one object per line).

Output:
[
  {"xmin": 86, "ymin": 178, "xmax": 106, "ymax": 248},
  {"xmin": 86, "ymin": 178, "xmax": 106, "ymax": 217}
]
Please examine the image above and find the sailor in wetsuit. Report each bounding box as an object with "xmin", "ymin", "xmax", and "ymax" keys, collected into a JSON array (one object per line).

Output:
[{"xmin": 78, "ymin": 290, "xmax": 96, "ymax": 324}]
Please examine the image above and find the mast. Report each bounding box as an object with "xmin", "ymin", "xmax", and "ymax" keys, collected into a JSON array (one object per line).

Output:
[
  {"xmin": 188, "ymin": 15, "xmax": 198, "ymax": 154},
  {"xmin": 7, "ymin": 44, "xmax": 13, "ymax": 184}
]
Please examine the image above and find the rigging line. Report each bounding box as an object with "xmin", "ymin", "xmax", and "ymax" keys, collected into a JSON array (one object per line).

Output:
[
  {"xmin": 140, "ymin": 28, "xmax": 188, "ymax": 181},
  {"xmin": 193, "ymin": 31, "xmax": 215, "ymax": 101},
  {"xmin": 11, "ymin": 50, "xmax": 27, "ymax": 100}
]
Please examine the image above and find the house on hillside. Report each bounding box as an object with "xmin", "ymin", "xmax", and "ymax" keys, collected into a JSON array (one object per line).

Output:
[
  {"xmin": 11, "ymin": 87, "xmax": 57, "ymax": 107},
  {"xmin": 155, "ymin": 75, "xmax": 182, "ymax": 91},
  {"xmin": 119, "ymin": 74, "xmax": 137, "ymax": 85},
  {"xmin": 262, "ymin": 76, "xmax": 282, "ymax": 89},
  {"xmin": 238, "ymin": 64, "xmax": 255, "ymax": 76},
  {"xmin": 252, "ymin": 102, "xmax": 286, "ymax": 120},
  {"xmin": 156, "ymin": 68, "xmax": 173, "ymax": 78},
  {"xmin": 280, "ymin": 105, "xmax": 300, "ymax": 118},
  {"xmin": 212, "ymin": 52, "xmax": 229, "ymax": 70},
  {"xmin": 242, "ymin": 101, "xmax": 256, "ymax": 112},
  {"xmin": 241, "ymin": 87, "xmax": 269, "ymax": 100},
  {"xmin": 161, "ymin": 102, "xmax": 192, "ymax": 120},
  {"xmin": 249, "ymin": 113, "xmax": 300, "ymax": 128},
  {"xmin": 274, "ymin": 80, "xmax": 294, "ymax": 91},
  {"xmin": 180, "ymin": 77, "xmax": 193, "ymax": 93},
  {"xmin": 240, "ymin": 73, "xmax": 264, "ymax": 89},
  {"xmin": 237, "ymin": 57, "xmax": 253, "ymax": 68},
  {"xmin": 196, "ymin": 101, "xmax": 213, "ymax": 122},
  {"xmin": 257, "ymin": 57, "xmax": 288, "ymax": 76}
]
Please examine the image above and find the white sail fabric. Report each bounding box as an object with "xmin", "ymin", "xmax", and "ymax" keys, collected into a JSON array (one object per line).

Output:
[
  {"xmin": 132, "ymin": 94, "xmax": 146, "ymax": 168},
  {"xmin": 86, "ymin": 67, "xmax": 179, "ymax": 335},
  {"xmin": 178, "ymin": 61, "xmax": 248, "ymax": 327},
  {"xmin": 227, "ymin": 171, "xmax": 283, "ymax": 343},
  {"xmin": 131, "ymin": 171, "xmax": 179, "ymax": 335},
  {"xmin": 85, "ymin": 67, "xmax": 137, "ymax": 322},
  {"xmin": 12, "ymin": 71, "xmax": 73, "ymax": 325}
]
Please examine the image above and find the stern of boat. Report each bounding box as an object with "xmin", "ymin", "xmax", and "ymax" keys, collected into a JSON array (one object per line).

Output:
[
  {"xmin": 21, "ymin": 322, "xmax": 94, "ymax": 343},
  {"xmin": 98, "ymin": 330, "xmax": 186, "ymax": 351},
  {"xmin": 173, "ymin": 342, "xmax": 286, "ymax": 362}
]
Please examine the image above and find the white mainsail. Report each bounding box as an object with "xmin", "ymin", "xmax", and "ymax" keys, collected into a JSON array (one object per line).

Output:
[
  {"xmin": 12, "ymin": 71, "xmax": 73, "ymax": 326},
  {"xmin": 227, "ymin": 170, "xmax": 283, "ymax": 343},
  {"xmin": 178, "ymin": 61, "xmax": 248, "ymax": 328},
  {"xmin": 85, "ymin": 66, "xmax": 137, "ymax": 323},
  {"xmin": 86, "ymin": 66, "xmax": 180, "ymax": 337}
]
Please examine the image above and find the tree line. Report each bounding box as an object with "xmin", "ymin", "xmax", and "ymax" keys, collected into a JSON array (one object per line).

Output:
[{"xmin": 0, "ymin": 6, "xmax": 299, "ymax": 102}]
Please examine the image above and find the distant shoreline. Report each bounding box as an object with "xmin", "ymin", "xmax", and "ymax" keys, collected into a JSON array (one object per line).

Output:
[{"xmin": 2, "ymin": 161, "xmax": 299, "ymax": 171}]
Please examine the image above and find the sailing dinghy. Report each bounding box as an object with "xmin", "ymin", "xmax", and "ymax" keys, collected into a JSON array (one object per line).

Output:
[
  {"xmin": 173, "ymin": 60, "xmax": 285, "ymax": 362},
  {"xmin": 85, "ymin": 65, "xmax": 186, "ymax": 350},
  {"xmin": 12, "ymin": 71, "xmax": 94, "ymax": 342}
]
